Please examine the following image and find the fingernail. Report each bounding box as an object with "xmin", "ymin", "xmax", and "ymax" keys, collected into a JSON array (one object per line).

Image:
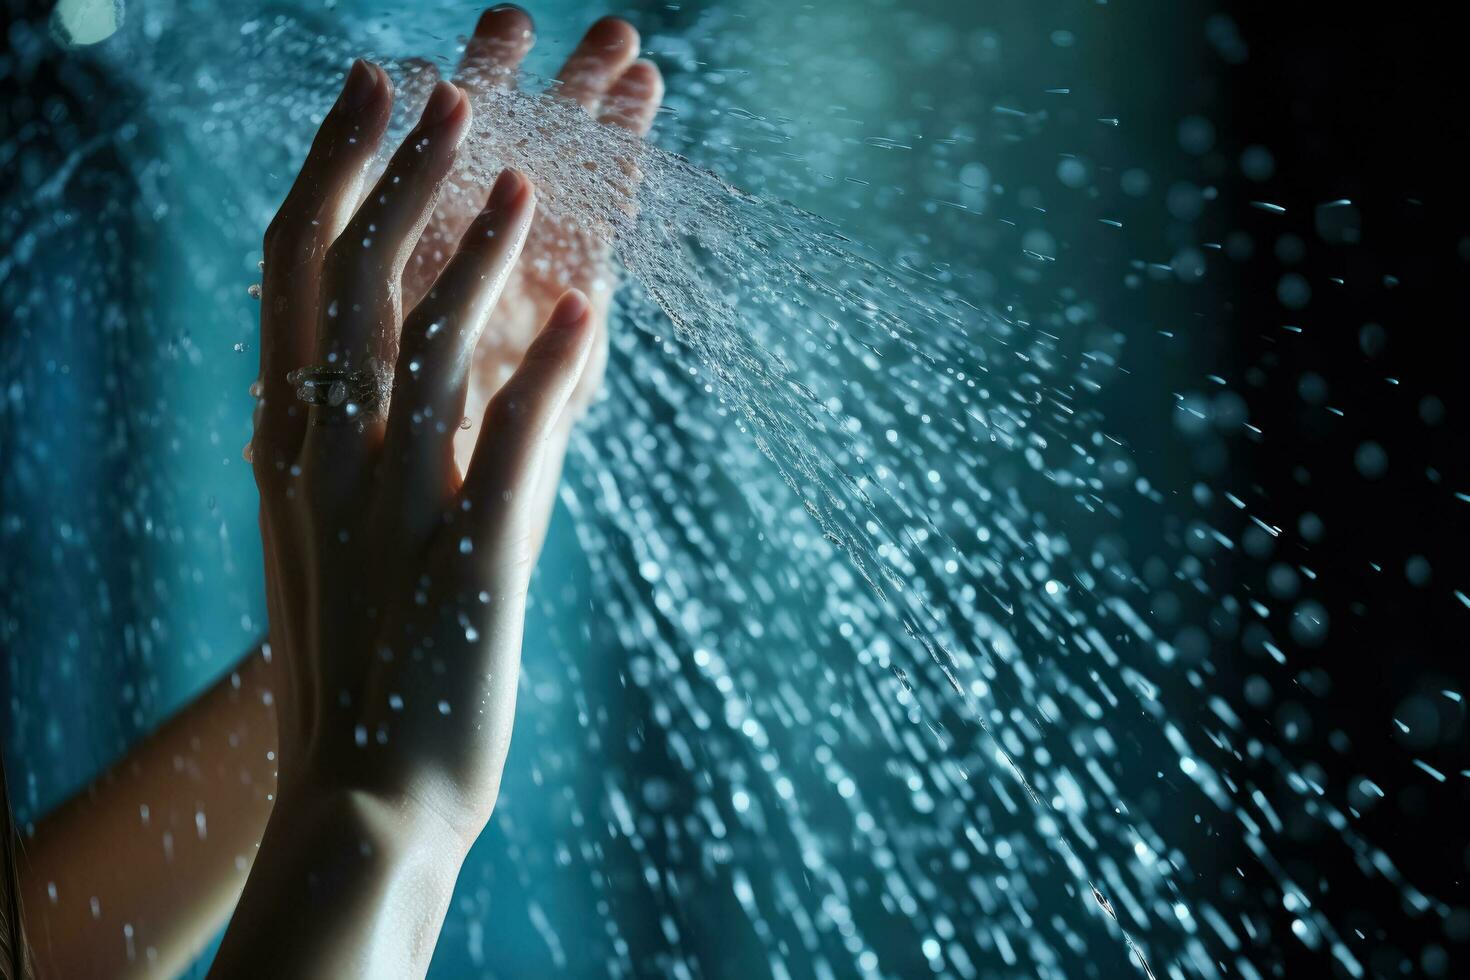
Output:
[
  {"xmin": 341, "ymin": 59, "xmax": 378, "ymax": 109},
  {"xmin": 420, "ymin": 81, "xmax": 464, "ymax": 126}
]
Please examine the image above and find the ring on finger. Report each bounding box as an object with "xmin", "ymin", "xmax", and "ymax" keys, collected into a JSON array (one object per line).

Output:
[{"xmin": 291, "ymin": 358, "xmax": 392, "ymax": 424}]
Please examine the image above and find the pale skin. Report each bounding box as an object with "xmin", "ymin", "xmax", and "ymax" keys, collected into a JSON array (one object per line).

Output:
[{"xmin": 16, "ymin": 8, "xmax": 661, "ymax": 977}]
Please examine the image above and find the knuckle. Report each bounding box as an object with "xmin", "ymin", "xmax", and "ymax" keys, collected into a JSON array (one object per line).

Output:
[
  {"xmin": 264, "ymin": 209, "xmax": 324, "ymax": 268},
  {"xmin": 485, "ymin": 386, "xmax": 555, "ymax": 449},
  {"xmin": 456, "ymin": 216, "xmax": 502, "ymax": 256},
  {"xmin": 249, "ymin": 447, "xmax": 273, "ymax": 488},
  {"xmin": 250, "ymin": 438, "xmax": 291, "ymax": 492},
  {"xmin": 400, "ymin": 309, "xmax": 457, "ymax": 360},
  {"xmin": 321, "ymin": 239, "xmax": 377, "ymax": 292},
  {"xmin": 263, "ymin": 213, "xmax": 299, "ymax": 259},
  {"xmin": 321, "ymin": 236, "xmax": 352, "ymax": 276},
  {"xmin": 320, "ymin": 245, "xmax": 373, "ymax": 299},
  {"xmin": 485, "ymin": 385, "xmax": 533, "ymax": 428}
]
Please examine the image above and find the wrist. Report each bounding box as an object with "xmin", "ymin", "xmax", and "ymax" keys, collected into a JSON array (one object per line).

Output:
[
  {"xmin": 277, "ymin": 724, "xmax": 500, "ymax": 855},
  {"xmin": 268, "ymin": 780, "xmax": 475, "ymax": 871},
  {"xmin": 214, "ymin": 784, "xmax": 468, "ymax": 978}
]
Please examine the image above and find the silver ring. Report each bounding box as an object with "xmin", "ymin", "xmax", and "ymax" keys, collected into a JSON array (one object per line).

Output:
[{"xmin": 290, "ymin": 357, "xmax": 391, "ymax": 424}]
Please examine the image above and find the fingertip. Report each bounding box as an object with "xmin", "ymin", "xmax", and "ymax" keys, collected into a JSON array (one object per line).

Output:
[
  {"xmin": 341, "ymin": 59, "xmax": 373, "ymax": 108},
  {"xmin": 457, "ymin": 84, "xmax": 473, "ymax": 128},
  {"xmin": 421, "ymin": 80, "xmax": 470, "ymax": 128},
  {"xmin": 601, "ymin": 60, "xmax": 663, "ymax": 135},
  {"xmin": 463, "ymin": 5, "xmax": 536, "ymax": 88},
  {"xmin": 626, "ymin": 58, "xmax": 663, "ymax": 87},
  {"xmin": 477, "ymin": 4, "xmax": 533, "ymax": 38},
  {"xmin": 485, "ymin": 167, "xmax": 534, "ymax": 213},
  {"xmin": 462, "ymin": 169, "xmax": 535, "ymax": 250},
  {"xmin": 621, "ymin": 59, "xmax": 665, "ymax": 106},
  {"xmin": 551, "ymin": 288, "xmax": 591, "ymax": 328},
  {"xmin": 371, "ymin": 62, "xmax": 394, "ymax": 99},
  {"xmin": 587, "ymin": 16, "xmax": 640, "ymax": 56},
  {"xmin": 339, "ymin": 59, "xmax": 392, "ymax": 113},
  {"xmin": 527, "ymin": 289, "xmax": 594, "ymax": 363}
]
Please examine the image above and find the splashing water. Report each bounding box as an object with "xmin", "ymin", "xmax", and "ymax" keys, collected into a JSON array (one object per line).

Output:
[{"xmin": 4, "ymin": 2, "xmax": 1465, "ymax": 978}]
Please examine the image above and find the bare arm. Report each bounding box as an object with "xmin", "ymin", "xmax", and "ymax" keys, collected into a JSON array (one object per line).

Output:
[{"xmin": 19, "ymin": 645, "xmax": 276, "ymax": 978}]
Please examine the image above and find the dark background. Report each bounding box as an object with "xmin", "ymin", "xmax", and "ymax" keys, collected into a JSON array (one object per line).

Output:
[
  {"xmin": 1232, "ymin": 6, "xmax": 1469, "ymax": 973},
  {"xmin": 1161, "ymin": 6, "xmax": 1470, "ymax": 976}
]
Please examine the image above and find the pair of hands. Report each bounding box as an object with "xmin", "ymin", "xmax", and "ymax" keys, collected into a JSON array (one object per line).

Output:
[{"xmin": 251, "ymin": 8, "xmax": 661, "ymax": 846}]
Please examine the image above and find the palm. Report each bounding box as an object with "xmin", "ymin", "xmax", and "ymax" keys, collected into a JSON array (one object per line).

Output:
[{"xmin": 396, "ymin": 9, "xmax": 658, "ymax": 471}]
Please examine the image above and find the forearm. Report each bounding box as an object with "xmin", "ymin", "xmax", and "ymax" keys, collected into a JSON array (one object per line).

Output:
[
  {"xmin": 20, "ymin": 644, "xmax": 278, "ymax": 978},
  {"xmin": 208, "ymin": 786, "xmax": 466, "ymax": 979}
]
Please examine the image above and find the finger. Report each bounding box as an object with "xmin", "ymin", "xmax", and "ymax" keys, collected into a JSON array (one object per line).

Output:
[
  {"xmin": 381, "ymin": 58, "xmax": 441, "ymax": 157},
  {"xmin": 365, "ymin": 58, "xmax": 442, "ymax": 218},
  {"xmin": 257, "ymin": 60, "xmax": 391, "ymax": 455},
  {"xmin": 458, "ymin": 5, "xmax": 535, "ymax": 94},
  {"xmin": 379, "ymin": 170, "xmax": 536, "ymax": 541},
  {"xmin": 307, "ymin": 80, "xmax": 471, "ymax": 446},
  {"xmin": 404, "ymin": 8, "xmax": 535, "ymax": 309},
  {"xmin": 588, "ymin": 59, "xmax": 664, "ymax": 272},
  {"xmin": 597, "ymin": 59, "xmax": 663, "ymax": 135},
  {"xmin": 461, "ymin": 290, "xmax": 594, "ymax": 560},
  {"xmin": 524, "ymin": 423, "xmax": 572, "ymax": 566},
  {"xmin": 553, "ymin": 16, "xmax": 640, "ymax": 113},
  {"xmin": 553, "ymin": 61, "xmax": 660, "ymax": 430},
  {"xmin": 393, "ymin": 59, "xmax": 453, "ymax": 308}
]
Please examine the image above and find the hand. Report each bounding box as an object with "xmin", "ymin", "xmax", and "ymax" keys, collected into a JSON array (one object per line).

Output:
[
  {"xmin": 251, "ymin": 60, "xmax": 585, "ymax": 845},
  {"xmin": 250, "ymin": 9, "xmax": 662, "ymax": 846},
  {"xmin": 215, "ymin": 12, "xmax": 662, "ymax": 975},
  {"xmin": 399, "ymin": 9, "xmax": 662, "ymax": 525}
]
